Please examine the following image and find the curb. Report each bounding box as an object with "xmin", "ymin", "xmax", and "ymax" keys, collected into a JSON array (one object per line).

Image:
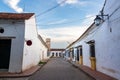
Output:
[
  {"xmin": 0, "ymin": 66, "xmax": 41, "ymax": 78},
  {"xmin": 67, "ymin": 61, "xmax": 95, "ymax": 79},
  {"xmin": 68, "ymin": 61, "xmax": 117, "ymax": 80},
  {"xmin": 0, "ymin": 58, "xmax": 51, "ymax": 78}
]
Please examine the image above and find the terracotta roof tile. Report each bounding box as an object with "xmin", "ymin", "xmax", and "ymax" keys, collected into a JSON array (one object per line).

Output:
[{"xmin": 0, "ymin": 13, "xmax": 34, "ymax": 20}]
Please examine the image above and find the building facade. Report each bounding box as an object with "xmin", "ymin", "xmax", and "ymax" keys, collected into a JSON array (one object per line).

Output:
[
  {"xmin": 50, "ymin": 49, "xmax": 65, "ymax": 57},
  {"xmin": 64, "ymin": 0, "xmax": 120, "ymax": 79},
  {"xmin": 38, "ymin": 35, "xmax": 49, "ymax": 61},
  {"xmin": 0, "ymin": 13, "xmax": 48, "ymax": 73}
]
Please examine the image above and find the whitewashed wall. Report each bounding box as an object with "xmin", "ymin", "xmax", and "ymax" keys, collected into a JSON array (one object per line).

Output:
[
  {"xmin": 73, "ymin": 48, "xmax": 77, "ymax": 61},
  {"xmin": 73, "ymin": 0, "xmax": 120, "ymax": 79},
  {"xmin": 50, "ymin": 51, "xmax": 62, "ymax": 57},
  {"xmin": 22, "ymin": 15, "xmax": 41, "ymax": 71},
  {"xmin": 39, "ymin": 41, "xmax": 49, "ymax": 61},
  {"xmin": 0, "ymin": 20, "xmax": 25, "ymax": 73},
  {"xmin": 0, "ymin": 15, "xmax": 49, "ymax": 73},
  {"xmin": 73, "ymin": 39, "xmax": 91, "ymax": 67},
  {"xmin": 64, "ymin": 49, "xmax": 70, "ymax": 60},
  {"xmin": 96, "ymin": 0, "xmax": 120, "ymax": 79}
]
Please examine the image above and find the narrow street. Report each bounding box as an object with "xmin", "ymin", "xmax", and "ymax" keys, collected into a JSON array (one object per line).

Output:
[{"xmin": 29, "ymin": 58, "xmax": 95, "ymax": 80}]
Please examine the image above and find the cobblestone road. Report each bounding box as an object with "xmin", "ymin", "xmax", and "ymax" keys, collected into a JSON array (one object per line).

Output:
[{"xmin": 29, "ymin": 58, "xmax": 95, "ymax": 80}]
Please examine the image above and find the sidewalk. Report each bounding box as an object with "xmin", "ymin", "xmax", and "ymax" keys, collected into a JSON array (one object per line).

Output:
[
  {"xmin": 0, "ymin": 65, "xmax": 40, "ymax": 78},
  {"xmin": 0, "ymin": 58, "xmax": 50, "ymax": 78},
  {"xmin": 69, "ymin": 61, "xmax": 117, "ymax": 80}
]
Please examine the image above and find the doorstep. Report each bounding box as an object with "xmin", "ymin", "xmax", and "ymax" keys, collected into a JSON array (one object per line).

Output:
[
  {"xmin": 69, "ymin": 61, "xmax": 117, "ymax": 80},
  {"xmin": 0, "ymin": 65, "xmax": 41, "ymax": 78}
]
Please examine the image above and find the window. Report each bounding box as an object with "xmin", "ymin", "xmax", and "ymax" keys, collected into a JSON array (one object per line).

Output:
[
  {"xmin": 77, "ymin": 46, "xmax": 82, "ymax": 61},
  {"xmin": 72, "ymin": 49, "xmax": 74, "ymax": 58},
  {"xmin": 68, "ymin": 50, "xmax": 70, "ymax": 57},
  {"xmin": 77, "ymin": 47, "xmax": 79, "ymax": 61},
  {"xmin": 52, "ymin": 52, "xmax": 54, "ymax": 56},
  {"xmin": 90, "ymin": 44, "xmax": 95, "ymax": 57},
  {"xmin": 86, "ymin": 40, "xmax": 95, "ymax": 57},
  {"xmin": 56, "ymin": 53, "xmax": 58, "ymax": 57},
  {"xmin": 80, "ymin": 46, "xmax": 83, "ymax": 56},
  {"xmin": 59, "ymin": 53, "xmax": 61, "ymax": 57}
]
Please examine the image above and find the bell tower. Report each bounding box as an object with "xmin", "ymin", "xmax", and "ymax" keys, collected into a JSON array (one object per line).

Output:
[{"xmin": 46, "ymin": 38, "xmax": 51, "ymax": 51}]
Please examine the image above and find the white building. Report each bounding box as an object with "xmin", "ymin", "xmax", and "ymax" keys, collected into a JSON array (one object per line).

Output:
[
  {"xmin": 50, "ymin": 49, "xmax": 65, "ymax": 57},
  {"xmin": 0, "ymin": 13, "xmax": 48, "ymax": 73},
  {"xmin": 38, "ymin": 35, "xmax": 49, "ymax": 61},
  {"xmin": 64, "ymin": 0, "xmax": 120, "ymax": 79}
]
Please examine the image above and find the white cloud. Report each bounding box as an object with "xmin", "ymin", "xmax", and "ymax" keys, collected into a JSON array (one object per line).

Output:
[
  {"xmin": 4, "ymin": 0, "xmax": 23, "ymax": 13},
  {"xmin": 38, "ymin": 14, "xmax": 96, "ymax": 48},
  {"xmin": 38, "ymin": 26, "xmax": 88, "ymax": 48},
  {"xmin": 57, "ymin": 0, "xmax": 87, "ymax": 6},
  {"xmin": 65, "ymin": 0, "xmax": 78, "ymax": 4},
  {"xmin": 81, "ymin": 14, "xmax": 96, "ymax": 27},
  {"xmin": 46, "ymin": 19, "xmax": 68, "ymax": 25}
]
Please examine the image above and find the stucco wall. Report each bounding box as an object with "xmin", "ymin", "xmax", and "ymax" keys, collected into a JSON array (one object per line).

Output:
[
  {"xmin": 74, "ymin": 21, "xmax": 120, "ymax": 79},
  {"xmin": 95, "ymin": 22, "xmax": 120, "ymax": 80},
  {"xmin": 95, "ymin": 0, "xmax": 120, "ymax": 79},
  {"xmin": 0, "ymin": 15, "xmax": 48, "ymax": 73},
  {"xmin": 0, "ymin": 20, "xmax": 25, "ymax": 73},
  {"xmin": 22, "ymin": 15, "xmax": 49, "ymax": 71},
  {"xmin": 64, "ymin": 49, "xmax": 70, "ymax": 60},
  {"xmin": 39, "ymin": 41, "xmax": 48, "ymax": 61},
  {"xmin": 73, "ymin": 39, "xmax": 91, "ymax": 67},
  {"xmin": 22, "ymin": 15, "xmax": 41, "ymax": 71},
  {"xmin": 50, "ymin": 51, "xmax": 62, "ymax": 57},
  {"xmin": 73, "ymin": 0, "xmax": 120, "ymax": 79}
]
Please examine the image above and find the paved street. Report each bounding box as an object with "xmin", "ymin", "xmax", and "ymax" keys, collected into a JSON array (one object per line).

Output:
[{"xmin": 29, "ymin": 58, "xmax": 95, "ymax": 80}]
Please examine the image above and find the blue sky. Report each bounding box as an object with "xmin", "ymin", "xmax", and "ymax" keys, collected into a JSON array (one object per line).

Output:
[{"xmin": 0, "ymin": 0, "xmax": 104, "ymax": 48}]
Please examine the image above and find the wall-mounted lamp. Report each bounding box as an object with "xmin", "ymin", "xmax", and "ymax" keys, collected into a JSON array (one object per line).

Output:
[{"xmin": 94, "ymin": 14, "xmax": 109, "ymax": 26}]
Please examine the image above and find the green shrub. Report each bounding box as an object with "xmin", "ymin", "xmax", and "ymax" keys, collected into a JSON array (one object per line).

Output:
[{"xmin": 39, "ymin": 61, "xmax": 46, "ymax": 64}]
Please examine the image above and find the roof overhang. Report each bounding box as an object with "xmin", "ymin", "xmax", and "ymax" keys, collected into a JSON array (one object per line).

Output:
[
  {"xmin": 0, "ymin": 13, "xmax": 34, "ymax": 20},
  {"xmin": 50, "ymin": 49, "xmax": 65, "ymax": 51}
]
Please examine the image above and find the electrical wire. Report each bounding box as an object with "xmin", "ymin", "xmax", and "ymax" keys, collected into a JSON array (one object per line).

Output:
[
  {"xmin": 0, "ymin": 15, "xmax": 95, "ymax": 27},
  {"xmin": 109, "ymin": 5, "xmax": 120, "ymax": 17},
  {"xmin": 101, "ymin": 0, "xmax": 120, "ymax": 18},
  {"xmin": 102, "ymin": 0, "xmax": 107, "ymax": 11},
  {"xmin": 36, "ymin": 0, "xmax": 67, "ymax": 17},
  {"xmin": 37, "ymin": 15, "xmax": 95, "ymax": 26}
]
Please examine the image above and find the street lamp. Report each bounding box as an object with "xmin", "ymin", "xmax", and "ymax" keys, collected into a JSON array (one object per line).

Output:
[
  {"xmin": 94, "ymin": 15, "xmax": 102, "ymax": 26},
  {"xmin": 94, "ymin": 11, "xmax": 109, "ymax": 26}
]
